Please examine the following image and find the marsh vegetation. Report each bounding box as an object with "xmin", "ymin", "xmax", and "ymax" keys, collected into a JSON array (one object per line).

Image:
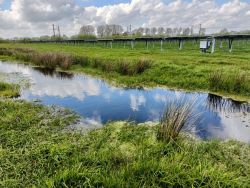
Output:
[
  {"xmin": 0, "ymin": 41, "xmax": 250, "ymax": 187},
  {"xmin": 0, "ymin": 41, "xmax": 249, "ymax": 101}
]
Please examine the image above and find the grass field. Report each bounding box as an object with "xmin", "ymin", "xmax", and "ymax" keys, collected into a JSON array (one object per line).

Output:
[
  {"xmin": 1, "ymin": 56, "xmax": 250, "ymax": 187},
  {"xmin": 1, "ymin": 98, "xmax": 250, "ymax": 187},
  {"xmin": 0, "ymin": 41, "xmax": 250, "ymax": 101}
]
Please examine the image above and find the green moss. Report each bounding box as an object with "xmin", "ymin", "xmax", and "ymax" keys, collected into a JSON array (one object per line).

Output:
[{"xmin": 0, "ymin": 100, "xmax": 250, "ymax": 187}]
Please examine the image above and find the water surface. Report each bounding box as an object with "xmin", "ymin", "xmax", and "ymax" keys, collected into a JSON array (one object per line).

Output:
[{"xmin": 0, "ymin": 61, "xmax": 249, "ymax": 143}]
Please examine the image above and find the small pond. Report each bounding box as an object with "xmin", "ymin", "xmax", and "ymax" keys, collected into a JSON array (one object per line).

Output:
[{"xmin": 0, "ymin": 61, "xmax": 250, "ymax": 143}]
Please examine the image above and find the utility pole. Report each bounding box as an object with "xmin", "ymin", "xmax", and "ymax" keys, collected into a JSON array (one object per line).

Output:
[
  {"xmin": 191, "ymin": 25, "xmax": 194, "ymax": 36},
  {"xmin": 57, "ymin": 25, "xmax": 61, "ymax": 38},
  {"xmin": 199, "ymin": 24, "xmax": 202, "ymax": 36},
  {"xmin": 129, "ymin": 25, "xmax": 132, "ymax": 36},
  {"xmin": 52, "ymin": 24, "xmax": 56, "ymax": 37}
]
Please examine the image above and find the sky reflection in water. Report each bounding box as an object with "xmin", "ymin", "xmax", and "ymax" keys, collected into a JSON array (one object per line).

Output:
[{"xmin": 0, "ymin": 61, "xmax": 250, "ymax": 143}]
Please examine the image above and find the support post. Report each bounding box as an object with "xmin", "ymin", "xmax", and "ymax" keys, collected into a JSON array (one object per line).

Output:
[
  {"xmin": 131, "ymin": 40, "xmax": 134, "ymax": 49},
  {"xmin": 211, "ymin": 38, "xmax": 216, "ymax": 53},
  {"xmin": 220, "ymin": 40, "xmax": 223, "ymax": 48},
  {"xmin": 229, "ymin": 39, "xmax": 233, "ymax": 53},
  {"xmin": 160, "ymin": 40, "xmax": 163, "ymax": 52},
  {"xmin": 146, "ymin": 41, "xmax": 149, "ymax": 50},
  {"xmin": 110, "ymin": 41, "xmax": 113, "ymax": 49},
  {"xmin": 179, "ymin": 40, "xmax": 183, "ymax": 50}
]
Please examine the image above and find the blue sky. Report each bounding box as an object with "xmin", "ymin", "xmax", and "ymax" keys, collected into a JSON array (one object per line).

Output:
[
  {"xmin": 75, "ymin": 0, "xmax": 130, "ymax": 7},
  {"xmin": 0, "ymin": 0, "xmax": 11, "ymax": 10}
]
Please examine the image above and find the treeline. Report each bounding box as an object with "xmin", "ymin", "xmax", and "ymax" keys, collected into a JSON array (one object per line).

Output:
[
  {"xmin": 79, "ymin": 25, "xmax": 202, "ymax": 38},
  {"xmin": 1, "ymin": 25, "xmax": 250, "ymax": 42}
]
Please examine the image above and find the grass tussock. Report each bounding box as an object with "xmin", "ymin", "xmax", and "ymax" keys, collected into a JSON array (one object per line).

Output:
[
  {"xmin": 117, "ymin": 60, "xmax": 133, "ymax": 75},
  {"xmin": 134, "ymin": 58, "xmax": 152, "ymax": 74},
  {"xmin": 158, "ymin": 99, "xmax": 199, "ymax": 142},
  {"xmin": 0, "ymin": 100, "xmax": 250, "ymax": 187},
  {"xmin": 31, "ymin": 52, "xmax": 72, "ymax": 69},
  {"xmin": 0, "ymin": 82, "xmax": 19, "ymax": 98},
  {"xmin": 209, "ymin": 71, "xmax": 249, "ymax": 94}
]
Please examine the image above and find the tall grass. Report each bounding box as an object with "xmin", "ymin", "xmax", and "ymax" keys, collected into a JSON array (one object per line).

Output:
[
  {"xmin": 31, "ymin": 52, "xmax": 72, "ymax": 69},
  {"xmin": 209, "ymin": 71, "xmax": 248, "ymax": 94},
  {"xmin": 0, "ymin": 82, "xmax": 20, "ymax": 98},
  {"xmin": 134, "ymin": 58, "xmax": 152, "ymax": 74},
  {"xmin": 117, "ymin": 60, "xmax": 133, "ymax": 75},
  {"xmin": 209, "ymin": 72, "xmax": 223, "ymax": 91},
  {"xmin": 158, "ymin": 99, "xmax": 199, "ymax": 142},
  {"xmin": 0, "ymin": 48, "xmax": 152, "ymax": 75},
  {"xmin": 233, "ymin": 73, "xmax": 247, "ymax": 92}
]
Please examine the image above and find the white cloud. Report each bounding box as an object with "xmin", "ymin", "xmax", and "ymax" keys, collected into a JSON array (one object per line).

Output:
[
  {"xmin": 0, "ymin": 0, "xmax": 250, "ymax": 38},
  {"xmin": 206, "ymin": 111, "xmax": 250, "ymax": 143},
  {"xmin": 130, "ymin": 94, "xmax": 146, "ymax": 111},
  {"xmin": 0, "ymin": 62, "xmax": 101, "ymax": 101}
]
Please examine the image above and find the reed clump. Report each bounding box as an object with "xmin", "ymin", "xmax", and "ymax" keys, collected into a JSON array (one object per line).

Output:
[
  {"xmin": 209, "ymin": 71, "xmax": 249, "ymax": 94},
  {"xmin": 117, "ymin": 60, "xmax": 133, "ymax": 75},
  {"xmin": 233, "ymin": 73, "xmax": 247, "ymax": 92},
  {"xmin": 209, "ymin": 71, "xmax": 223, "ymax": 91},
  {"xmin": 0, "ymin": 48, "xmax": 152, "ymax": 75},
  {"xmin": 134, "ymin": 58, "xmax": 152, "ymax": 74},
  {"xmin": 31, "ymin": 52, "xmax": 72, "ymax": 69},
  {"xmin": 158, "ymin": 99, "xmax": 199, "ymax": 142},
  {"xmin": 72, "ymin": 56, "xmax": 89, "ymax": 67}
]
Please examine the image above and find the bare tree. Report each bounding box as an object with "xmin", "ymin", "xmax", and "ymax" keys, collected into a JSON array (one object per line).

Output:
[
  {"xmin": 158, "ymin": 27, "xmax": 165, "ymax": 35},
  {"xmin": 190, "ymin": 26, "xmax": 194, "ymax": 36},
  {"xmin": 151, "ymin": 27, "xmax": 157, "ymax": 36},
  {"xmin": 200, "ymin": 28, "xmax": 206, "ymax": 36},
  {"xmin": 144, "ymin": 28, "xmax": 151, "ymax": 36},
  {"xmin": 97, "ymin": 24, "xmax": 123, "ymax": 37},
  {"xmin": 183, "ymin": 27, "xmax": 191, "ymax": 36},
  {"xmin": 166, "ymin": 28, "xmax": 173, "ymax": 36},
  {"xmin": 97, "ymin": 25, "xmax": 105, "ymax": 38},
  {"xmin": 177, "ymin": 27, "xmax": 183, "ymax": 36},
  {"xmin": 133, "ymin": 27, "xmax": 144, "ymax": 36},
  {"xmin": 220, "ymin": 28, "xmax": 229, "ymax": 34},
  {"xmin": 79, "ymin": 25, "xmax": 95, "ymax": 36},
  {"xmin": 113, "ymin": 25, "xmax": 123, "ymax": 35},
  {"xmin": 173, "ymin": 28, "xmax": 179, "ymax": 36}
]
